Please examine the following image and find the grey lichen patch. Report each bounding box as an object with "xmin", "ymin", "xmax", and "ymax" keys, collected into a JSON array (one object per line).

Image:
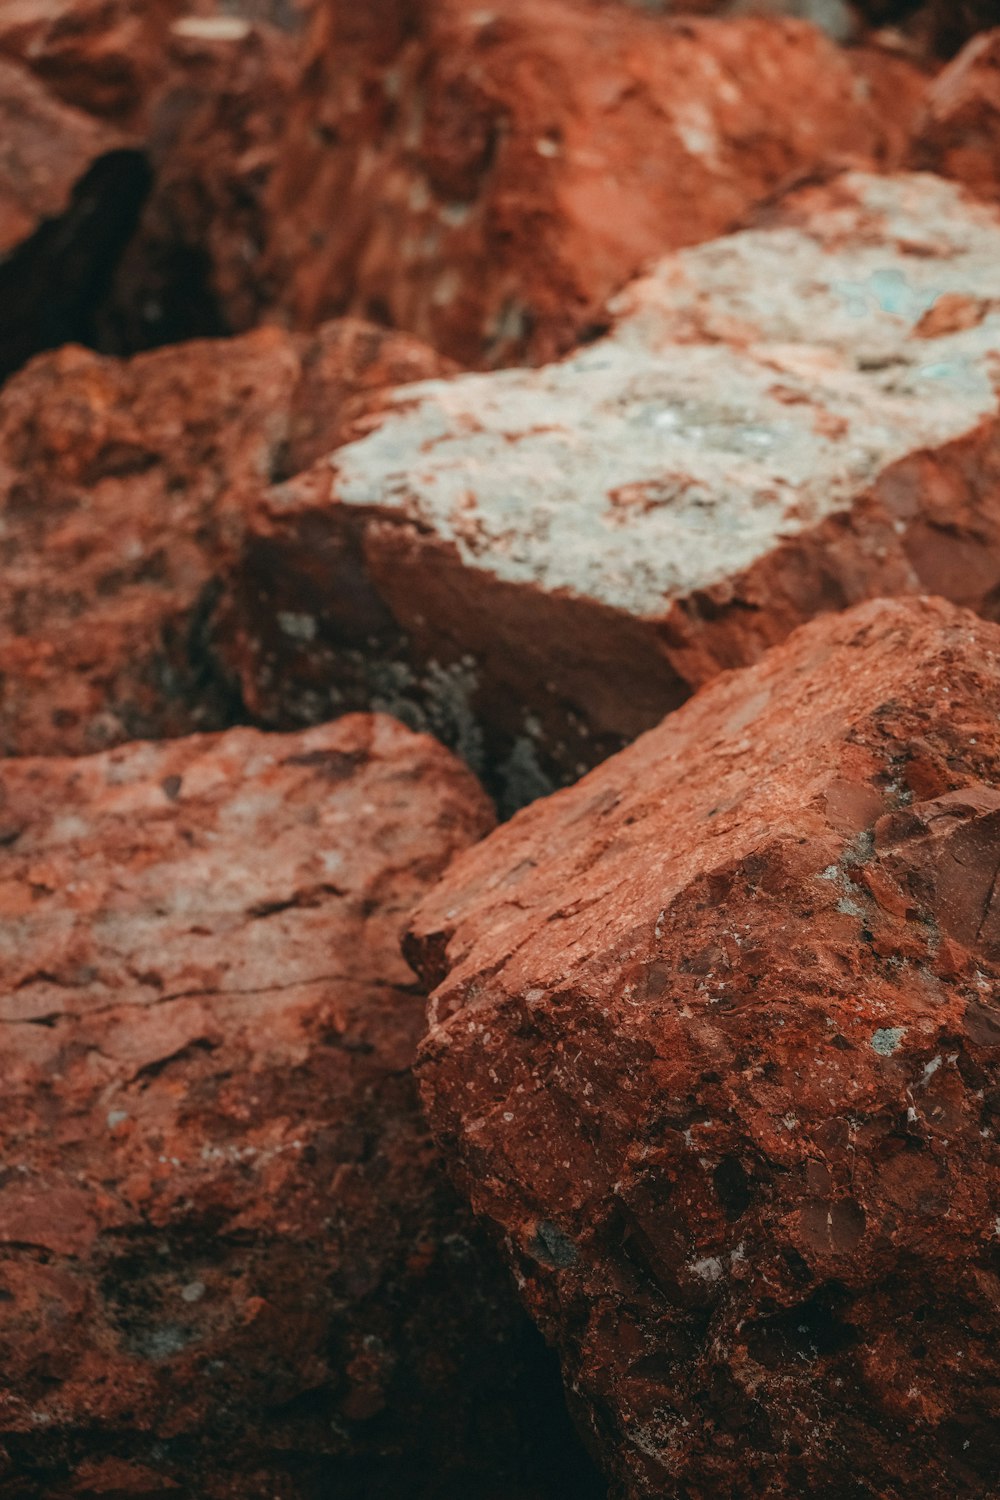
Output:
[
  {"xmin": 529, "ymin": 1220, "xmax": 578, "ymax": 1269},
  {"xmin": 331, "ymin": 174, "xmax": 1000, "ymax": 619},
  {"xmin": 871, "ymin": 1026, "xmax": 906, "ymax": 1056}
]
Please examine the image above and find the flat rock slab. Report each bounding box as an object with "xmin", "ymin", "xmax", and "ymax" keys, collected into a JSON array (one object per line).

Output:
[
  {"xmin": 0, "ymin": 319, "xmax": 450, "ymax": 757},
  {"xmin": 0, "ymin": 714, "xmax": 601, "ymax": 1498},
  {"xmin": 262, "ymin": 0, "xmax": 924, "ymax": 366},
  {"xmin": 224, "ymin": 171, "xmax": 1000, "ymax": 811},
  {"xmin": 409, "ymin": 595, "xmax": 1000, "ymax": 1500}
]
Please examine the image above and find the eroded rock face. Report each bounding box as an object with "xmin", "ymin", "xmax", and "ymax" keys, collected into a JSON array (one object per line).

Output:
[
  {"xmin": 912, "ymin": 28, "xmax": 1000, "ymax": 202},
  {"xmin": 0, "ymin": 715, "xmax": 603, "ymax": 1499},
  {"xmin": 262, "ymin": 0, "xmax": 924, "ymax": 368},
  {"xmin": 0, "ymin": 57, "xmax": 146, "ymax": 380},
  {"xmin": 0, "ymin": 319, "xmax": 450, "ymax": 757},
  {"xmin": 221, "ymin": 172, "xmax": 1000, "ymax": 811},
  {"xmin": 409, "ymin": 595, "xmax": 1000, "ymax": 1500}
]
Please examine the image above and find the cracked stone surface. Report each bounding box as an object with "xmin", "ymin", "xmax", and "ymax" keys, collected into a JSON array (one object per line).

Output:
[
  {"xmin": 408, "ymin": 595, "xmax": 1000, "ymax": 1500},
  {"xmin": 261, "ymin": 0, "xmax": 924, "ymax": 368},
  {"xmin": 221, "ymin": 171, "xmax": 1000, "ymax": 811},
  {"xmin": 0, "ymin": 713, "xmax": 604, "ymax": 1499},
  {"xmin": 0, "ymin": 318, "xmax": 451, "ymax": 758}
]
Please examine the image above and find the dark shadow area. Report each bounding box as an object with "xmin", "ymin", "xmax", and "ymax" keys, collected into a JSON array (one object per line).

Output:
[{"xmin": 0, "ymin": 148, "xmax": 150, "ymax": 383}]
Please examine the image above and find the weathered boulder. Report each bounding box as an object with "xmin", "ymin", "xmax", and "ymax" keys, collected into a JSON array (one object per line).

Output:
[
  {"xmin": 261, "ymin": 0, "xmax": 925, "ymax": 367},
  {"xmin": 0, "ymin": 319, "xmax": 450, "ymax": 757},
  {"xmin": 912, "ymin": 28, "xmax": 1000, "ymax": 202},
  {"xmin": 0, "ymin": 57, "xmax": 146, "ymax": 380},
  {"xmin": 409, "ymin": 595, "xmax": 1000, "ymax": 1500},
  {"xmin": 0, "ymin": 715, "xmax": 602, "ymax": 1498},
  {"xmin": 221, "ymin": 171, "xmax": 1000, "ymax": 811}
]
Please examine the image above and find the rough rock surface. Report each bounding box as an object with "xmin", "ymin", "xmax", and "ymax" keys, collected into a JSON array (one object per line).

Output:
[
  {"xmin": 222, "ymin": 171, "xmax": 1000, "ymax": 810},
  {"xmin": 262, "ymin": 0, "xmax": 925, "ymax": 367},
  {"xmin": 409, "ymin": 595, "xmax": 1000, "ymax": 1500},
  {"xmin": 0, "ymin": 319, "xmax": 450, "ymax": 758},
  {"xmin": 0, "ymin": 715, "xmax": 603, "ymax": 1499},
  {"xmin": 0, "ymin": 57, "xmax": 146, "ymax": 380},
  {"xmin": 912, "ymin": 28, "xmax": 1000, "ymax": 202},
  {"xmin": 0, "ymin": 0, "xmax": 188, "ymax": 125},
  {"xmin": 100, "ymin": 14, "xmax": 298, "ymax": 351}
]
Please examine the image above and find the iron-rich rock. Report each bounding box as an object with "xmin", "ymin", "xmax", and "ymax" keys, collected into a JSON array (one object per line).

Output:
[
  {"xmin": 0, "ymin": 320, "xmax": 450, "ymax": 757},
  {"xmin": 0, "ymin": 715, "xmax": 602, "ymax": 1499},
  {"xmin": 261, "ymin": 0, "xmax": 924, "ymax": 367},
  {"xmin": 409, "ymin": 595, "xmax": 1000, "ymax": 1500}
]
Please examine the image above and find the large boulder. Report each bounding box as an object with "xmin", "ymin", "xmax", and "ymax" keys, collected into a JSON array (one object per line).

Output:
[
  {"xmin": 409, "ymin": 595, "xmax": 1000, "ymax": 1500},
  {"xmin": 0, "ymin": 714, "xmax": 601, "ymax": 1498},
  {"xmin": 261, "ymin": 0, "xmax": 925, "ymax": 367},
  {"xmin": 0, "ymin": 319, "xmax": 450, "ymax": 757},
  {"xmin": 220, "ymin": 171, "xmax": 1000, "ymax": 810}
]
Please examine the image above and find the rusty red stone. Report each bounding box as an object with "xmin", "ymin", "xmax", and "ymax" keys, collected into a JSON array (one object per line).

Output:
[
  {"xmin": 0, "ymin": 714, "xmax": 601, "ymax": 1498},
  {"xmin": 410, "ymin": 595, "xmax": 1000, "ymax": 1500},
  {"xmin": 0, "ymin": 319, "xmax": 450, "ymax": 758},
  {"xmin": 261, "ymin": 0, "xmax": 925, "ymax": 367}
]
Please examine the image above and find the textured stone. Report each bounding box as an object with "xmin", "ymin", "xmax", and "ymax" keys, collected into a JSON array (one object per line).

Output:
[
  {"xmin": 261, "ymin": 0, "xmax": 924, "ymax": 367},
  {"xmin": 0, "ymin": 57, "xmax": 146, "ymax": 380},
  {"xmin": 409, "ymin": 595, "xmax": 1000, "ymax": 1500},
  {"xmin": 0, "ymin": 715, "xmax": 603, "ymax": 1498},
  {"xmin": 222, "ymin": 171, "xmax": 1000, "ymax": 811},
  {"xmin": 912, "ymin": 28, "xmax": 1000, "ymax": 202},
  {"xmin": 0, "ymin": 319, "xmax": 450, "ymax": 757},
  {"xmin": 0, "ymin": 0, "xmax": 187, "ymax": 125},
  {"xmin": 100, "ymin": 14, "xmax": 297, "ymax": 351}
]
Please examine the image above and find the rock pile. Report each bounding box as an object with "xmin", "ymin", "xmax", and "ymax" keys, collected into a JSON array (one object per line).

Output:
[{"xmin": 3, "ymin": 1, "xmax": 1000, "ymax": 1497}]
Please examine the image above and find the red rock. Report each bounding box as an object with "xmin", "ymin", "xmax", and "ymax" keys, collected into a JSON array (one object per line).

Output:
[
  {"xmin": 912, "ymin": 28, "xmax": 1000, "ymax": 202},
  {"xmin": 0, "ymin": 57, "xmax": 146, "ymax": 380},
  {"xmin": 408, "ymin": 595, "xmax": 1000, "ymax": 1500},
  {"xmin": 0, "ymin": 0, "xmax": 188, "ymax": 125},
  {"xmin": 261, "ymin": 0, "xmax": 923, "ymax": 367},
  {"xmin": 0, "ymin": 2, "xmax": 303, "ymax": 126},
  {"xmin": 100, "ymin": 15, "xmax": 298, "ymax": 350},
  {"xmin": 0, "ymin": 715, "xmax": 602, "ymax": 1498},
  {"xmin": 219, "ymin": 171, "xmax": 1000, "ymax": 811},
  {"xmin": 0, "ymin": 319, "xmax": 451, "ymax": 757}
]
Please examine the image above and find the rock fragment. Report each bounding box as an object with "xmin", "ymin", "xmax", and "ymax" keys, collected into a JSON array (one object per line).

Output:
[
  {"xmin": 221, "ymin": 171, "xmax": 1000, "ymax": 810},
  {"xmin": 0, "ymin": 715, "xmax": 601, "ymax": 1498},
  {"xmin": 409, "ymin": 595, "xmax": 1000, "ymax": 1500},
  {"xmin": 262, "ymin": 0, "xmax": 923, "ymax": 367},
  {"xmin": 0, "ymin": 319, "xmax": 450, "ymax": 757},
  {"xmin": 912, "ymin": 28, "xmax": 1000, "ymax": 203}
]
